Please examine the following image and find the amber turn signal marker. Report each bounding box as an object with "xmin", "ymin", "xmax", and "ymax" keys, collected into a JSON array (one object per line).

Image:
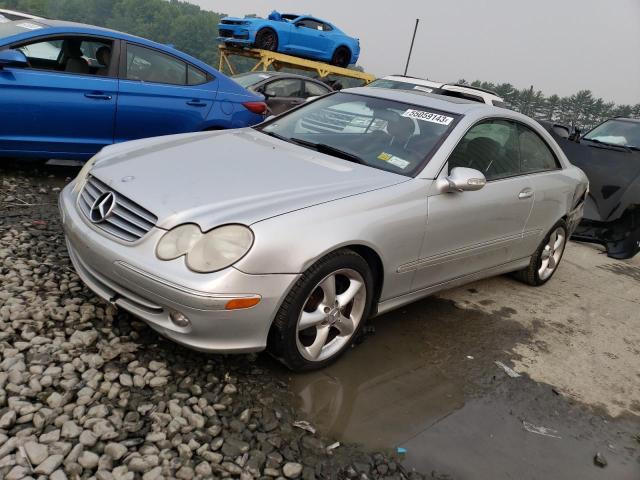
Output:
[{"xmin": 225, "ymin": 296, "xmax": 261, "ymax": 310}]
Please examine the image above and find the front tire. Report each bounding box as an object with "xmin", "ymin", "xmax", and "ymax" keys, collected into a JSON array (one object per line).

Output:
[
  {"xmin": 331, "ymin": 47, "xmax": 351, "ymax": 67},
  {"xmin": 255, "ymin": 28, "xmax": 278, "ymax": 51},
  {"xmin": 268, "ymin": 249, "xmax": 374, "ymax": 371},
  {"xmin": 515, "ymin": 220, "xmax": 568, "ymax": 286}
]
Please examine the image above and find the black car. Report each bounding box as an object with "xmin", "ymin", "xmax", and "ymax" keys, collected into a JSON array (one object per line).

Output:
[
  {"xmin": 540, "ymin": 117, "xmax": 640, "ymax": 259},
  {"xmin": 233, "ymin": 71, "xmax": 332, "ymax": 114}
]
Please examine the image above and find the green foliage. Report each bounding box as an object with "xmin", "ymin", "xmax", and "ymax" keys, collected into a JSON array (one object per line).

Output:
[
  {"xmin": 460, "ymin": 79, "xmax": 639, "ymax": 129},
  {"xmin": 1, "ymin": 0, "xmax": 223, "ymax": 66}
]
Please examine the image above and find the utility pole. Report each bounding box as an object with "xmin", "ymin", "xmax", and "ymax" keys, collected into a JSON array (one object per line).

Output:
[{"xmin": 403, "ymin": 19, "xmax": 419, "ymax": 76}]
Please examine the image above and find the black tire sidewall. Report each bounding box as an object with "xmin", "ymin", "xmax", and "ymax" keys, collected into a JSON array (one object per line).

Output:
[
  {"xmin": 256, "ymin": 29, "xmax": 277, "ymax": 51},
  {"xmin": 332, "ymin": 47, "xmax": 350, "ymax": 67},
  {"xmin": 270, "ymin": 250, "xmax": 374, "ymax": 371}
]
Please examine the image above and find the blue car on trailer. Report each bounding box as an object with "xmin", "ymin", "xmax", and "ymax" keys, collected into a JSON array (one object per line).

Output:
[
  {"xmin": 0, "ymin": 19, "xmax": 267, "ymax": 161},
  {"xmin": 218, "ymin": 11, "xmax": 360, "ymax": 67}
]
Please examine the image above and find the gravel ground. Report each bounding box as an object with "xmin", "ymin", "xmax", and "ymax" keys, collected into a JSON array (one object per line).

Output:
[{"xmin": 0, "ymin": 164, "xmax": 434, "ymax": 480}]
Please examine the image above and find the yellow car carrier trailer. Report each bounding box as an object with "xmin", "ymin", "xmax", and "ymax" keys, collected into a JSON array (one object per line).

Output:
[{"xmin": 218, "ymin": 45, "xmax": 375, "ymax": 85}]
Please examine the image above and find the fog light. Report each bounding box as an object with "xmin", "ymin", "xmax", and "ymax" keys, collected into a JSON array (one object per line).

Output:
[{"xmin": 169, "ymin": 310, "xmax": 190, "ymax": 328}]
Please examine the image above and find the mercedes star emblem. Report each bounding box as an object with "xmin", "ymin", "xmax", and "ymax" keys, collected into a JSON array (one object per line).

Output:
[{"xmin": 90, "ymin": 191, "xmax": 116, "ymax": 223}]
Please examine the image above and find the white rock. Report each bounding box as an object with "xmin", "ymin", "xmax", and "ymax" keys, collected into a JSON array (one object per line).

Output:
[
  {"xmin": 34, "ymin": 454, "xmax": 64, "ymax": 475},
  {"xmin": 283, "ymin": 462, "xmax": 303, "ymax": 479},
  {"xmin": 78, "ymin": 450, "xmax": 100, "ymax": 469},
  {"xmin": 105, "ymin": 442, "xmax": 127, "ymax": 460},
  {"xmin": 24, "ymin": 440, "xmax": 49, "ymax": 465}
]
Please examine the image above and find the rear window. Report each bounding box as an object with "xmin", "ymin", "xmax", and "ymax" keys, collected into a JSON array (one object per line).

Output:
[
  {"xmin": 0, "ymin": 20, "xmax": 44, "ymax": 38},
  {"xmin": 369, "ymin": 79, "xmax": 433, "ymax": 91},
  {"xmin": 233, "ymin": 72, "xmax": 272, "ymax": 88}
]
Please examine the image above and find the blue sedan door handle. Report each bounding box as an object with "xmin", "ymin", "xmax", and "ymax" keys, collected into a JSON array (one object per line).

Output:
[
  {"xmin": 84, "ymin": 92, "xmax": 112, "ymax": 100},
  {"xmin": 186, "ymin": 99, "xmax": 207, "ymax": 107}
]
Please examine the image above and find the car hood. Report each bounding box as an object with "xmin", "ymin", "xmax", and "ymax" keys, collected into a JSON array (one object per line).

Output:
[
  {"xmin": 552, "ymin": 136, "xmax": 640, "ymax": 222},
  {"xmin": 90, "ymin": 130, "xmax": 408, "ymax": 231}
]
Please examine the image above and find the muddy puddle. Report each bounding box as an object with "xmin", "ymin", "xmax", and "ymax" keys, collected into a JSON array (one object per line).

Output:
[{"xmin": 279, "ymin": 296, "xmax": 640, "ymax": 479}]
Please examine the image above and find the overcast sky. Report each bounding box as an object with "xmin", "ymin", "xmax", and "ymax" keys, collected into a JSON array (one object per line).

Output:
[{"xmin": 188, "ymin": 0, "xmax": 639, "ymax": 105}]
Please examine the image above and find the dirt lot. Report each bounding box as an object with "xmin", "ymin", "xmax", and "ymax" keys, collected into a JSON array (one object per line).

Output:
[{"xmin": 1, "ymin": 161, "xmax": 639, "ymax": 480}]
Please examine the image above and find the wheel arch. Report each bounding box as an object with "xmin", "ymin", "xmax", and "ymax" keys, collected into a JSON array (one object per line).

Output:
[
  {"xmin": 255, "ymin": 26, "xmax": 279, "ymax": 49},
  {"xmin": 333, "ymin": 44, "xmax": 351, "ymax": 58},
  {"xmin": 297, "ymin": 242, "xmax": 385, "ymax": 313}
]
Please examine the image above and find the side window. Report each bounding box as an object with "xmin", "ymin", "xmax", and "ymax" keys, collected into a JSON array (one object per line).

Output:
[
  {"xmin": 303, "ymin": 80, "xmax": 330, "ymax": 98},
  {"xmin": 126, "ymin": 43, "xmax": 186, "ymax": 85},
  {"xmin": 448, "ymin": 119, "xmax": 520, "ymax": 181},
  {"xmin": 518, "ymin": 124, "xmax": 559, "ymax": 172},
  {"xmin": 16, "ymin": 37, "xmax": 113, "ymax": 76},
  {"xmin": 322, "ymin": 23, "xmax": 334, "ymax": 32},
  {"xmin": 18, "ymin": 39, "xmax": 62, "ymax": 63},
  {"xmin": 264, "ymin": 79, "xmax": 302, "ymax": 97},
  {"xmin": 187, "ymin": 64, "xmax": 208, "ymax": 85},
  {"xmin": 296, "ymin": 19, "xmax": 323, "ymax": 30}
]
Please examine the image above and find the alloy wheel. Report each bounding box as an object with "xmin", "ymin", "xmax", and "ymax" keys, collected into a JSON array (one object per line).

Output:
[
  {"xmin": 538, "ymin": 227, "xmax": 566, "ymax": 281},
  {"xmin": 296, "ymin": 268, "xmax": 367, "ymax": 362}
]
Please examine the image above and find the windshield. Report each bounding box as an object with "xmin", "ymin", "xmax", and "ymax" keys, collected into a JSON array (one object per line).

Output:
[
  {"xmin": 233, "ymin": 72, "xmax": 272, "ymax": 88},
  {"xmin": 256, "ymin": 92, "xmax": 460, "ymax": 177},
  {"xmin": 583, "ymin": 119, "xmax": 640, "ymax": 148},
  {"xmin": 0, "ymin": 20, "xmax": 43, "ymax": 38}
]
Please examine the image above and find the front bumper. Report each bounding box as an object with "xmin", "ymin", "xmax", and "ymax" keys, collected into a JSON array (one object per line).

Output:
[
  {"xmin": 217, "ymin": 25, "xmax": 254, "ymax": 44},
  {"xmin": 59, "ymin": 183, "xmax": 299, "ymax": 353}
]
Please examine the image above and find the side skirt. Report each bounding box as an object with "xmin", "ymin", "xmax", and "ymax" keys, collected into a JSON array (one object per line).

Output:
[{"xmin": 374, "ymin": 257, "xmax": 531, "ymax": 317}]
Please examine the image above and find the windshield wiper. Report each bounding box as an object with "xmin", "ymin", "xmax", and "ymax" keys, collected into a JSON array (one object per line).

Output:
[
  {"xmin": 289, "ymin": 137, "xmax": 367, "ymax": 165},
  {"xmin": 585, "ymin": 138, "xmax": 632, "ymax": 152},
  {"xmin": 260, "ymin": 130, "xmax": 291, "ymax": 142}
]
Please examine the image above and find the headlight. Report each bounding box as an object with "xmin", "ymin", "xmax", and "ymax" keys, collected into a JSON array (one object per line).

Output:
[
  {"xmin": 156, "ymin": 224, "xmax": 201, "ymax": 260},
  {"xmin": 156, "ymin": 224, "xmax": 254, "ymax": 273}
]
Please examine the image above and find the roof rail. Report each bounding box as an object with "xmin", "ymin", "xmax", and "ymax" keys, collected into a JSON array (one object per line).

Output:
[{"xmin": 443, "ymin": 83, "xmax": 500, "ymax": 97}]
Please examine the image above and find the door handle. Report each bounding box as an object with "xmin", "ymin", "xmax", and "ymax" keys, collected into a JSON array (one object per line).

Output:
[
  {"xmin": 84, "ymin": 92, "xmax": 112, "ymax": 100},
  {"xmin": 186, "ymin": 100, "xmax": 207, "ymax": 107},
  {"xmin": 518, "ymin": 188, "xmax": 533, "ymax": 199}
]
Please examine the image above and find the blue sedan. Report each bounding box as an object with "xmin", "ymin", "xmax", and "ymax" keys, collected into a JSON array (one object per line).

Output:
[
  {"xmin": 0, "ymin": 19, "xmax": 267, "ymax": 161},
  {"xmin": 218, "ymin": 11, "xmax": 360, "ymax": 67}
]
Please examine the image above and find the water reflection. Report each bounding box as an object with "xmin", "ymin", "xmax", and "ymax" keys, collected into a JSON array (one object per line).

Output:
[{"xmin": 286, "ymin": 298, "xmax": 470, "ymax": 450}]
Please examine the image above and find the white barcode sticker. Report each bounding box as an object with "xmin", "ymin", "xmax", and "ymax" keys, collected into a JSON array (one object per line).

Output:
[{"xmin": 402, "ymin": 109, "xmax": 453, "ymax": 125}]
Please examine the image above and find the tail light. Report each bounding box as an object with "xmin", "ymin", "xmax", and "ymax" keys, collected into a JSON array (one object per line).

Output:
[{"xmin": 242, "ymin": 101, "xmax": 268, "ymax": 115}]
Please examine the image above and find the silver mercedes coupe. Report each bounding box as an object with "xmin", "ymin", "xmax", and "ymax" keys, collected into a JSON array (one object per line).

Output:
[{"xmin": 60, "ymin": 87, "xmax": 588, "ymax": 370}]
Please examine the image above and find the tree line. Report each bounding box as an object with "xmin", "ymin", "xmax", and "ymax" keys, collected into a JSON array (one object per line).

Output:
[
  {"xmin": 459, "ymin": 80, "xmax": 640, "ymax": 130},
  {"xmin": 2, "ymin": 0, "xmax": 638, "ymax": 129},
  {"xmin": 1, "ymin": 0, "xmax": 223, "ymax": 67}
]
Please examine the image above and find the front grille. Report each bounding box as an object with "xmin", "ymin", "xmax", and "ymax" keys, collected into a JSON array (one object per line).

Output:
[
  {"xmin": 79, "ymin": 175, "xmax": 157, "ymax": 242},
  {"xmin": 221, "ymin": 19, "xmax": 244, "ymax": 25},
  {"xmin": 219, "ymin": 28, "xmax": 233, "ymax": 37}
]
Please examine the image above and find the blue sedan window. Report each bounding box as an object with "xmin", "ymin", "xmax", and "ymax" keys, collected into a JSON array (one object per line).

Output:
[{"xmin": 126, "ymin": 44, "xmax": 187, "ymax": 85}]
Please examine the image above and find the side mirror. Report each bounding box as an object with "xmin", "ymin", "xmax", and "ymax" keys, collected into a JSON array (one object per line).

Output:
[
  {"xmin": 437, "ymin": 167, "xmax": 486, "ymax": 193},
  {"xmin": 0, "ymin": 49, "xmax": 28, "ymax": 68}
]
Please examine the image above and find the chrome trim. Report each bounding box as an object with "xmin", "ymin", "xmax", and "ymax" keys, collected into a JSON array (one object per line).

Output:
[
  {"xmin": 397, "ymin": 230, "xmax": 542, "ymax": 273},
  {"xmin": 79, "ymin": 175, "xmax": 157, "ymax": 242}
]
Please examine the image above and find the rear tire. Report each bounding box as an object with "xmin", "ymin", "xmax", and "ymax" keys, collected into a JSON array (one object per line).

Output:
[
  {"xmin": 255, "ymin": 28, "xmax": 278, "ymax": 51},
  {"xmin": 331, "ymin": 47, "xmax": 351, "ymax": 67},
  {"xmin": 268, "ymin": 249, "xmax": 374, "ymax": 371},
  {"xmin": 515, "ymin": 220, "xmax": 568, "ymax": 286}
]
